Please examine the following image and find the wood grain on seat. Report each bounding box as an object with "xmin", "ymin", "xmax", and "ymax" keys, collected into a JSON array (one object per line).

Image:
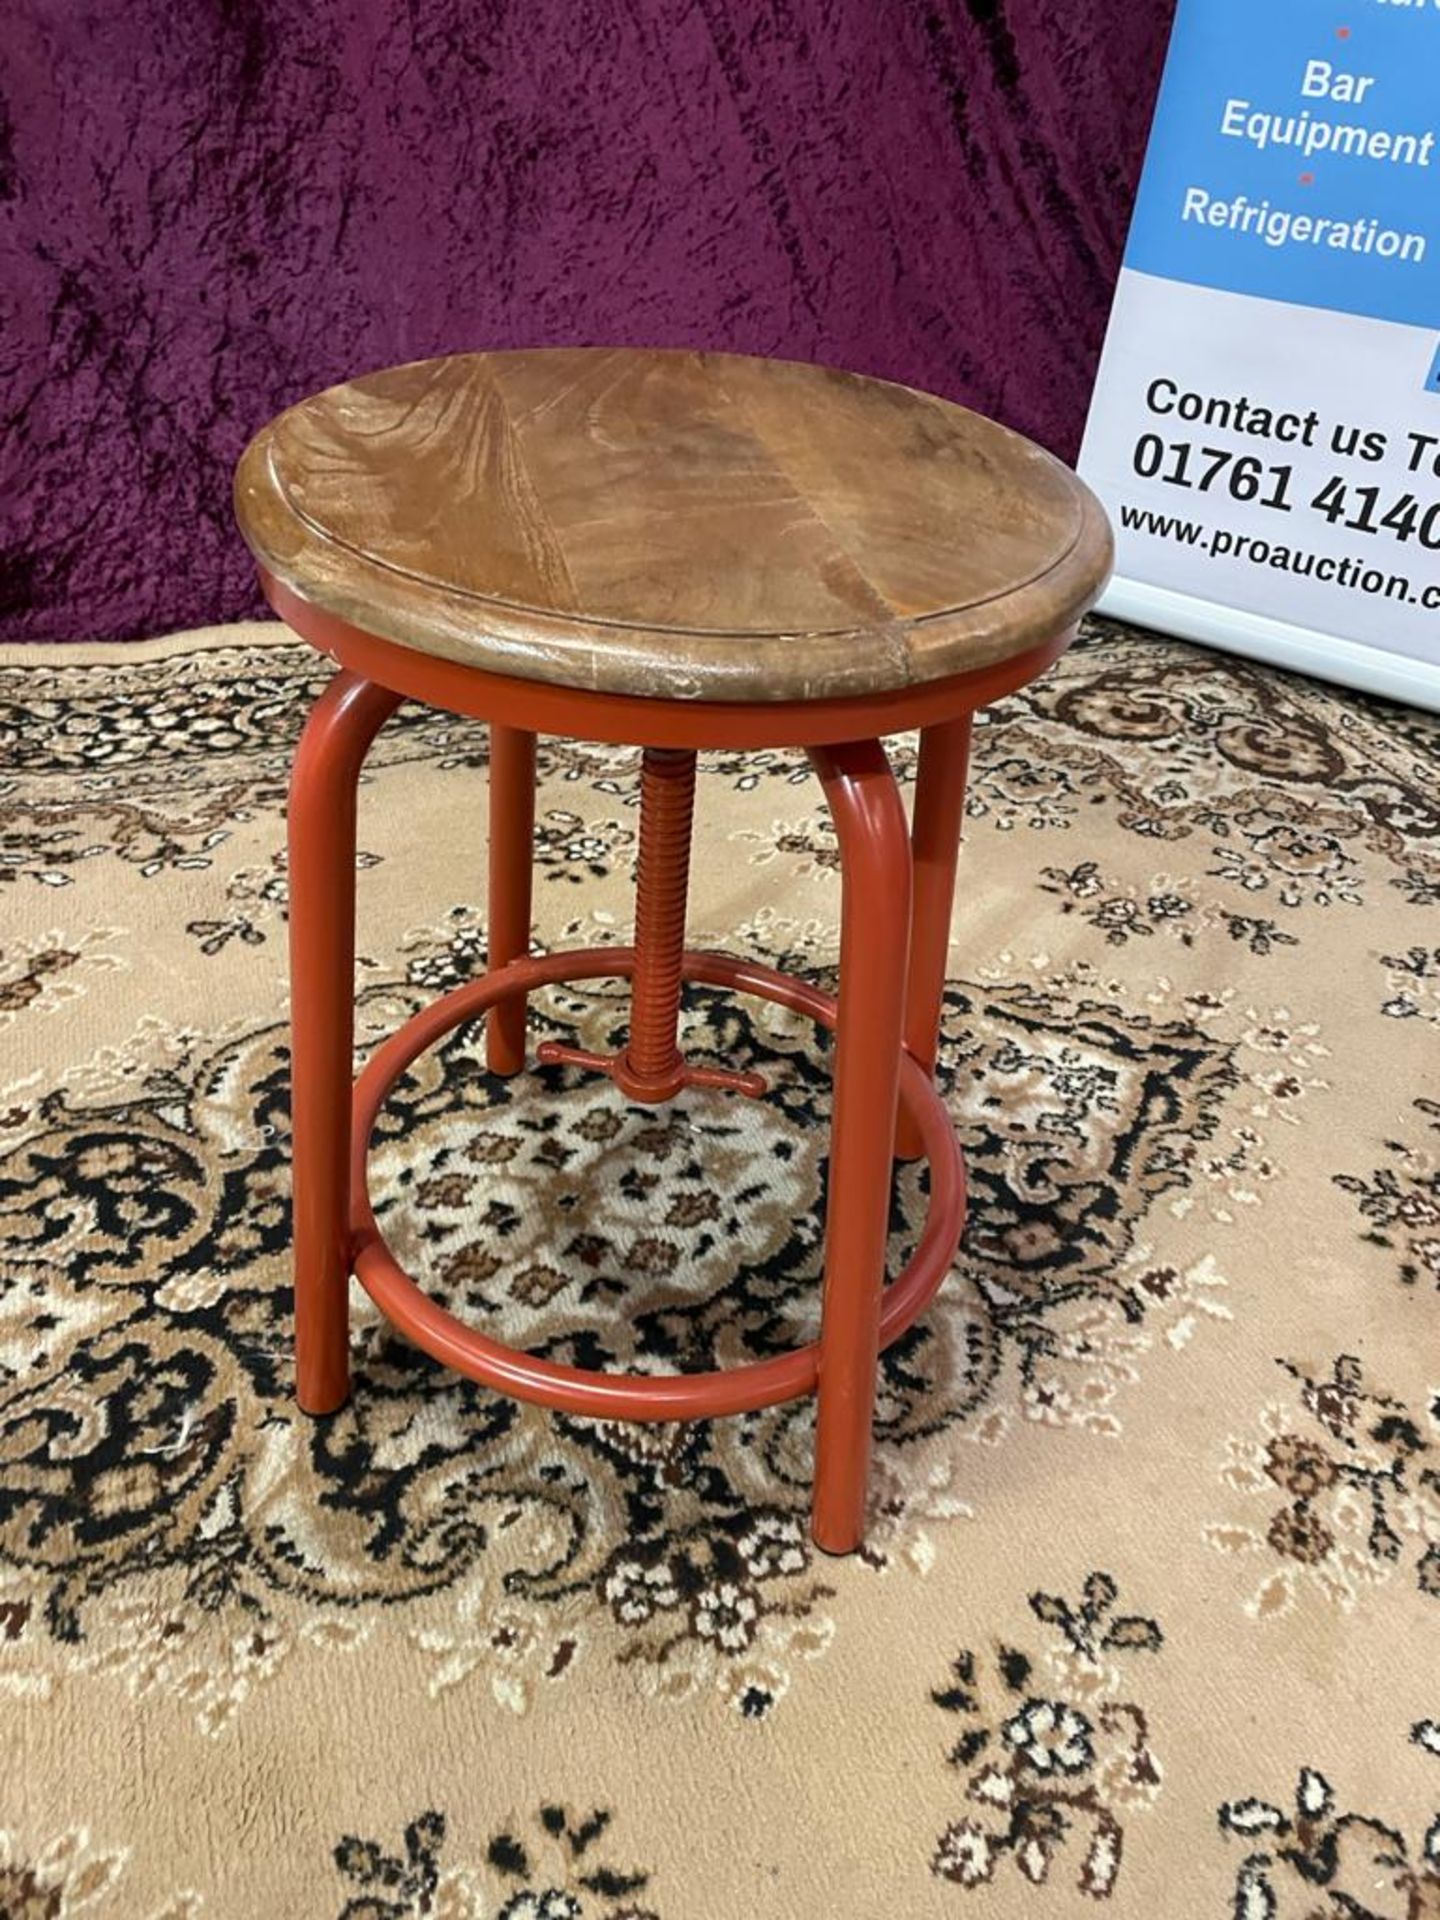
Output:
[{"xmin": 235, "ymin": 348, "xmax": 1112, "ymax": 703}]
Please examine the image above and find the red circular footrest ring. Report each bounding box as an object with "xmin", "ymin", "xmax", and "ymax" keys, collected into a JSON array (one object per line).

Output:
[{"xmin": 348, "ymin": 948, "xmax": 966, "ymax": 1420}]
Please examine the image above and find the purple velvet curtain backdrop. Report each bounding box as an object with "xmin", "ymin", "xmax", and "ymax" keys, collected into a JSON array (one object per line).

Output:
[{"xmin": 1, "ymin": 1, "xmax": 1173, "ymax": 646}]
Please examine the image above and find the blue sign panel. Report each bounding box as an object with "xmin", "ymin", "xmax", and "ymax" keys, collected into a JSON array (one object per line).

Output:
[
  {"xmin": 1080, "ymin": 0, "xmax": 1440, "ymax": 709},
  {"xmin": 1123, "ymin": 0, "xmax": 1438, "ymax": 331}
]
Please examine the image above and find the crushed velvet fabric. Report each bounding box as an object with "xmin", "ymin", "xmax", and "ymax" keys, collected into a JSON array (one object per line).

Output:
[{"xmin": 0, "ymin": 1, "xmax": 1171, "ymax": 646}]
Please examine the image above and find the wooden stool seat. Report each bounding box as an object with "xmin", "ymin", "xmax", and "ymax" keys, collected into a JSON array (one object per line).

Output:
[
  {"xmin": 237, "ymin": 348, "xmax": 1112, "ymax": 1556},
  {"xmin": 236, "ymin": 348, "xmax": 1110, "ymax": 704}
]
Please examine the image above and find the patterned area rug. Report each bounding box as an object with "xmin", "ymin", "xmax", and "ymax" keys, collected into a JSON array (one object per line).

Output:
[{"xmin": 1, "ymin": 619, "xmax": 1437, "ymax": 1918}]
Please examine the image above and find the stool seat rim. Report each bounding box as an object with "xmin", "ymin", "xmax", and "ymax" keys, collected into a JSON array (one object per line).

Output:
[
  {"xmin": 264, "ymin": 573, "xmax": 1077, "ymax": 750},
  {"xmin": 236, "ymin": 347, "xmax": 1113, "ymax": 704}
]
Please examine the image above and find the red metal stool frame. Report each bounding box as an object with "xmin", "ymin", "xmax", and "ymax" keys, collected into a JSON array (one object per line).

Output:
[{"xmin": 275, "ymin": 570, "xmax": 1074, "ymax": 1554}]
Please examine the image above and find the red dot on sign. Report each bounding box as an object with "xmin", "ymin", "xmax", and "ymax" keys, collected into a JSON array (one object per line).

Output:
[
  {"xmin": 1299, "ymin": 171, "xmax": 1315, "ymax": 185},
  {"xmin": 1336, "ymin": 24, "xmax": 1351, "ymax": 36}
]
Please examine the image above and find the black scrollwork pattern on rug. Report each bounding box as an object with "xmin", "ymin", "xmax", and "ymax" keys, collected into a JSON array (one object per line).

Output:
[
  {"xmin": 0, "ymin": 629, "xmax": 1368, "ymax": 1737},
  {"xmin": 0, "ymin": 951, "xmax": 1239, "ymax": 1729}
]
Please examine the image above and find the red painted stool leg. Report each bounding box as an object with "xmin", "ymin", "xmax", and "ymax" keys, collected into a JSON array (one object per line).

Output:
[
  {"xmin": 288, "ymin": 670, "xmax": 401, "ymax": 1414},
  {"xmin": 896, "ymin": 715, "xmax": 973, "ymax": 1161},
  {"xmin": 486, "ymin": 724, "xmax": 537, "ymax": 1076},
  {"xmin": 807, "ymin": 739, "xmax": 912, "ymax": 1554}
]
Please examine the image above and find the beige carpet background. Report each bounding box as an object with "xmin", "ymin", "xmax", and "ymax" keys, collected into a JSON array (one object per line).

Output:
[{"xmin": 1, "ymin": 618, "xmax": 1437, "ymax": 1917}]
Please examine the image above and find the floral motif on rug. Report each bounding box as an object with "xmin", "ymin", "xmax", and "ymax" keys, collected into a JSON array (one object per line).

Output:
[
  {"xmin": 929, "ymin": 1572, "xmax": 1163, "ymax": 1900},
  {"xmin": 1206, "ymin": 1354, "xmax": 1440, "ymax": 1615},
  {"xmin": 332, "ymin": 1806, "xmax": 661, "ymax": 1920},
  {"xmin": 1219, "ymin": 1720, "xmax": 1440, "ymax": 1918}
]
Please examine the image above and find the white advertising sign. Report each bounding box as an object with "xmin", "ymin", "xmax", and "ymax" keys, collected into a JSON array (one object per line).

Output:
[{"xmin": 1079, "ymin": 0, "xmax": 1440, "ymax": 710}]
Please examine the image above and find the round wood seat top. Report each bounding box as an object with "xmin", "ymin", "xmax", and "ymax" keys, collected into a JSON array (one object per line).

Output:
[{"xmin": 236, "ymin": 348, "xmax": 1112, "ymax": 705}]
